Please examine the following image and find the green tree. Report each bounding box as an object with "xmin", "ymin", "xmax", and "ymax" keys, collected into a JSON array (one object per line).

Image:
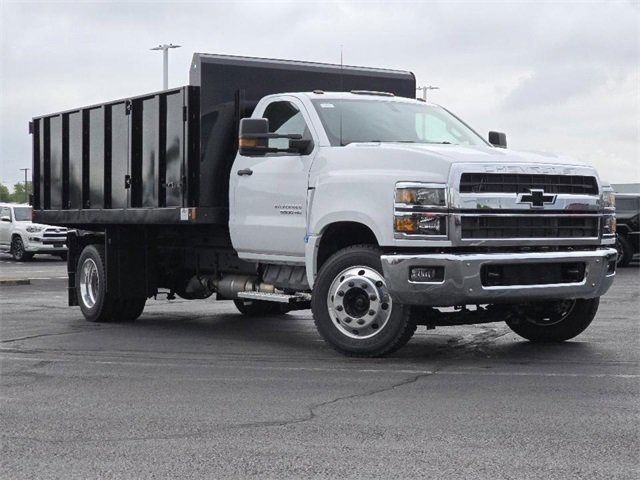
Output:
[
  {"xmin": 0, "ymin": 183, "xmax": 10, "ymax": 202},
  {"xmin": 10, "ymin": 181, "xmax": 32, "ymax": 204}
]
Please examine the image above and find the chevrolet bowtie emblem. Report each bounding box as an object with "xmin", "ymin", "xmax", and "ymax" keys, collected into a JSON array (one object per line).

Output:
[{"xmin": 517, "ymin": 189, "xmax": 556, "ymax": 208}]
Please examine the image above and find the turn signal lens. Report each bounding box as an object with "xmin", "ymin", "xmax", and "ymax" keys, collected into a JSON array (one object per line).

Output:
[
  {"xmin": 395, "ymin": 216, "xmax": 418, "ymax": 233},
  {"xmin": 239, "ymin": 137, "xmax": 258, "ymax": 148},
  {"xmin": 394, "ymin": 214, "xmax": 446, "ymax": 236}
]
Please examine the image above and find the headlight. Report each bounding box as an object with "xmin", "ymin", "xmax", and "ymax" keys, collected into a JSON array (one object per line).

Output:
[
  {"xmin": 26, "ymin": 225, "xmax": 44, "ymax": 233},
  {"xmin": 394, "ymin": 183, "xmax": 448, "ymax": 237},
  {"xmin": 603, "ymin": 215, "xmax": 616, "ymax": 235},
  {"xmin": 601, "ymin": 188, "xmax": 615, "ymax": 211},
  {"xmin": 395, "ymin": 184, "xmax": 447, "ymax": 207},
  {"xmin": 395, "ymin": 213, "xmax": 447, "ymax": 236}
]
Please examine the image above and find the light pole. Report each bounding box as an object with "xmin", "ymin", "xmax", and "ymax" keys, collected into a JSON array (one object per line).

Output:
[
  {"xmin": 19, "ymin": 168, "xmax": 30, "ymax": 203},
  {"xmin": 150, "ymin": 44, "xmax": 181, "ymax": 90},
  {"xmin": 416, "ymin": 85, "xmax": 440, "ymax": 101}
]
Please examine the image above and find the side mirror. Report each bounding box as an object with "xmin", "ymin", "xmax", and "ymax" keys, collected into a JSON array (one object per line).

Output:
[
  {"xmin": 238, "ymin": 117, "xmax": 304, "ymax": 156},
  {"xmin": 1, "ymin": 216, "xmax": 10, "ymax": 222},
  {"xmin": 239, "ymin": 118, "xmax": 269, "ymax": 156},
  {"xmin": 489, "ymin": 131, "xmax": 507, "ymax": 148}
]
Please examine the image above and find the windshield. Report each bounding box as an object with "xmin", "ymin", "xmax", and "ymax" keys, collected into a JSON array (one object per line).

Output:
[
  {"xmin": 13, "ymin": 207, "xmax": 32, "ymax": 221},
  {"xmin": 311, "ymin": 99, "xmax": 488, "ymax": 147}
]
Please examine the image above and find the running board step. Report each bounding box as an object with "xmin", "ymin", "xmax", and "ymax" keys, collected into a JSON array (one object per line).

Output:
[{"xmin": 237, "ymin": 291, "xmax": 311, "ymax": 304}]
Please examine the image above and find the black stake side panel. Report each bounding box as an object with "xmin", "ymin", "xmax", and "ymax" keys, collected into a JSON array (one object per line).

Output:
[
  {"xmin": 190, "ymin": 53, "xmax": 416, "ymax": 209},
  {"xmin": 32, "ymin": 87, "xmax": 200, "ymax": 226},
  {"xmin": 32, "ymin": 54, "xmax": 415, "ymax": 225}
]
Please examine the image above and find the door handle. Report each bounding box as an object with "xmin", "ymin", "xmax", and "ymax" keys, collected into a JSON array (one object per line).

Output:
[{"xmin": 237, "ymin": 168, "xmax": 253, "ymax": 176}]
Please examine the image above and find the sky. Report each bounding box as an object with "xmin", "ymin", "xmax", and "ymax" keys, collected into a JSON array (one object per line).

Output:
[{"xmin": 1, "ymin": 0, "xmax": 638, "ymax": 187}]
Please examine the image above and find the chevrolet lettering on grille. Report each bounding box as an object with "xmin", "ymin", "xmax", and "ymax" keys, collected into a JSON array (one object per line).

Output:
[{"xmin": 517, "ymin": 189, "xmax": 557, "ymax": 208}]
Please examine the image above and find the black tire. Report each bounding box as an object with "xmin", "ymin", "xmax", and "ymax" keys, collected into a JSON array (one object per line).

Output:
[
  {"xmin": 11, "ymin": 236, "xmax": 33, "ymax": 262},
  {"xmin": 311, "ymin": 244, "xmax": 416, "ymax": 357},
  {"xmin": 233, "ymin": 299, "xmax": 290, "ymax": 316},
  {"xmin": 118, "ymin": 298, "xmax": 146, "ymax": 322},
  {"xmin": 505, "ymin": 298, "xmax": 599, "ymax": 342},
  {"xmin": 616, "ymin": 235, "xmax": 633, "ymax": 268},
  {"xmin": 76, "ymin": 244, "xmax": 147, "ymax": 323},
  {"xmin": 76, "ymin": 244, "xmax": 116, "ymax": 322}
]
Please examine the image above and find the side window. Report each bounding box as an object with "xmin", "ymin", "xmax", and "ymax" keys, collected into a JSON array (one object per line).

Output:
[
  {"xmin": 1, "ymin": 207, "xmax": 11, "ymax": 220},
  {"xmin": 263, "ymin": 101, "xmax": 311, "ymax": 151}
]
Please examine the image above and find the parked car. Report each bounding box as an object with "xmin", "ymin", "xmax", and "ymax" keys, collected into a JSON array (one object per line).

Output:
[
  {"xmin": 0, "ymin": 203, "xmax": 67, "ymax": 261},
  {"xmin": 615, "ymin": 193, "xmax": 640, "ymax": 267}
]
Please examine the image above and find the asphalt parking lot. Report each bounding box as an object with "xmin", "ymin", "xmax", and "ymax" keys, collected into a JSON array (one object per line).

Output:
[{"xmin": 1, "ymin": 254, "xmax": 638, "ymax": 479}]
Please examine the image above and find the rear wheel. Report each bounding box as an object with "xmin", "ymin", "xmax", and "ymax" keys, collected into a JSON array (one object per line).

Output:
[
  {"xmin": 233, "ymin": 299, "xmax": 290, "ymax": 316},
  {"xmin": 505, "ymin": 298, "xmax": 599, "ymax": 342},
  {"xmin": 311, "ymin": 245, "xmax": 416, "ymax": 357},
  {"xmin": 616, "ymin": 235, "xmax": 633, "ymax": 267},
  {"xmin": 11, "ymin": 236, "xmax": 32, "ymax": 262},
  {"xmin": 118, "ymin": 297, "xmax": 146, "ymax": 322},
  {"xmin": 76, "ymin": 244, "xmax": 145, "ymax": 323}
]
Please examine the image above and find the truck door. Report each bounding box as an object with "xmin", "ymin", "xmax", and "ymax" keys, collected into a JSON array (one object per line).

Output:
[{"xmin": 230, "ymin": 97, "xmax": 317, "ymax": 263}]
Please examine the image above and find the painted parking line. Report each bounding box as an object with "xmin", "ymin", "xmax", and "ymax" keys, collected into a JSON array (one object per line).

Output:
[{"xmin": 1, "ymin": 354, "xmax": 638, "ymax": 379}]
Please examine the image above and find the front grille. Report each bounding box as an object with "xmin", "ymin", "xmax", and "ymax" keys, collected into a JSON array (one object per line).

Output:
[
  {"xmin": 42, "ymin": 228, "xmax": 66, "ymax": 244},
  {"xmin": 459, "ymin": 173, "xmax": 598, "ymax": 195},
  {"xmin": 461, "ymin": 216, "xmax": 599, "ymax": 239}
]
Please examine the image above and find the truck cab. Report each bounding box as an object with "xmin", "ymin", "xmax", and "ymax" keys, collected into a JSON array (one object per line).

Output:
[{"xmin": 226, "ymin": 90, "xmax": 616, "ymax": 355}]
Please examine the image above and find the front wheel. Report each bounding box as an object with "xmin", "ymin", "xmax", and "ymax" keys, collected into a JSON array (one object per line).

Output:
[
  {"xmin": 616, "ymin": 235, "xmax": 633, "ymax": 268},
  {"xmin": 505, "ymin": 298, "xmax": 599, "ymax": 342},
  {"xmin": 11, "ymin": 236, "xmax": 32, "ymax": 261},
  {"xmin": 311, "ymin": 245, "xmax": 416, "ymax": 357}
]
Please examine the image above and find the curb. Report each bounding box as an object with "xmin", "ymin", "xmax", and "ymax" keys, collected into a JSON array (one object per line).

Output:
[{"xmin": 0, "ymin": 279, "xmax": 31, "ymax": 286}]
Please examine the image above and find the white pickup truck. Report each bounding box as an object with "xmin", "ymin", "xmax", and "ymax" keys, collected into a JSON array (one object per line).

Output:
[
  {"xmin": 0, "ymin": 203, "xmax": 67, "ymax": 261},
  {"xmin": 31, "ymin": 54, "xmax": 617, "ymax": 357}
]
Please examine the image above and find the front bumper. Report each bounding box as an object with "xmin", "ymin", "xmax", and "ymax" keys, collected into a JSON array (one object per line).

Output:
[
  {"xmin": 381, "ymin": 248, "xmax": 617, "ymax": 306},
  {"xmin": 24, "ymin": 239, "xmax": 67, "ymax": 253}
]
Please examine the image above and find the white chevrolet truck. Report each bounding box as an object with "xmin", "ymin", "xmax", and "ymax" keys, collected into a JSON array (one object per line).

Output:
[{"xmin": 31, "ymin": 54, "xmax": 616, "ymax": 356}]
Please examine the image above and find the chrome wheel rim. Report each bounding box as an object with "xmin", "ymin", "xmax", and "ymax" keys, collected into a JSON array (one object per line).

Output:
[
  {"xmin": 327, "ymin": 265, "xmax": 392, "ymax": 339},
  {"xmin": 79, "ymin": 258, "xmax": 99, "ymax": 309},
  {"xmin": 523, "ymin": 300, "xmax": 576, "ymax": 326}
]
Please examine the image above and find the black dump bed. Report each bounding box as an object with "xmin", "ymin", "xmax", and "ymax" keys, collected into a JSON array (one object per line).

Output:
[{"xmin": 31, "ymin": 53, "xmax": 415, "ymax": 227}]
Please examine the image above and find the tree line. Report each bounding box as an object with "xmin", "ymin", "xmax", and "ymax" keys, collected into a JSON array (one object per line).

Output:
[{"xmin": 0, "ymin": 182, "xmax": 32, "ymax": 204}]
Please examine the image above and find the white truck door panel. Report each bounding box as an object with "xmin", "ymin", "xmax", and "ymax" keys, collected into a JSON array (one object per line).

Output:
[{"xmin": 230, "ymin": 98, "xmax": 316, "ymax": 261}]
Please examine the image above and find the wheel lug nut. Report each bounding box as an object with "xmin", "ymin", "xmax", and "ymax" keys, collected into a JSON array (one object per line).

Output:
[
  {"xmin": 369, "ymin": 294, "xmax": 377, "ymax": 301},
  {"xmin": 336, "ymin": 305, "xmax": 343, "ymax": 311},
  {"xmin": 368, "ymin": 310, "xmax": 375, "ymax": 316},
  {"xmin": 381, "ymin": 302, "xmax": 389, "ymax": 310},
  {"xmin": 376, "ymin": 281, "xmax": 383, "ymax": 287},
  {"xmin": 348, "ymin": 281, "xmax": 354, "ymax": 287},
  {"xmin": 357, "ymin": 319, "xmax": 365, "ymax": 325},
  {"xmin": 337, "ymin": 290, "xmax": 344, "ymax": 297},
  {"xmin": 344, "ymin": 317, "xmax": 352, "ymax": 323},
  {"xmin": 361, "ymin": 283, "xmax": 368, "ymax": 289}
]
